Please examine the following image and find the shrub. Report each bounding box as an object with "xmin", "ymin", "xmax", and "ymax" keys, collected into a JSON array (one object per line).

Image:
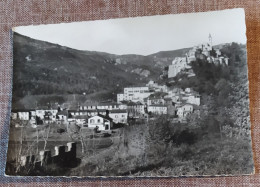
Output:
[
  {"xmin": 57, "ymin": 128, "xmax": 65, "ymax": 134},
  {"xmin": 172, "ymin": 129, "xmax": 197, "ymax": 146}
]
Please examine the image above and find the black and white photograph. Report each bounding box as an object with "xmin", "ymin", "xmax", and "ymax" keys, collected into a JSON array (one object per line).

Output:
[{"xmin": 6, "ymin": 8, "xmax": 254, "ymax": 176}]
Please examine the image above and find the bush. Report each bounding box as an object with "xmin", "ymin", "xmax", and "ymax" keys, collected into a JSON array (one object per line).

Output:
[
  {"xmin": 103, "ymin": 133, "xmax": 111, "ymax": 137},
  {"xmin": 172, "ymin": 129, "xmax": 197, "ymax": 146},
  {"xmin": 57, "ymin": 128, "xmax": 65, "ymax": 133},
  {"xmin": 175, "ymin": 144, "xmax": 194, "ymax": 161}
]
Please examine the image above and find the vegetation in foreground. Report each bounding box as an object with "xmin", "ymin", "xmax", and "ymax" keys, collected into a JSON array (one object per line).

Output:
[{"xmin": 69, "ymin": 114, "xmax": 253, "ymax": 176}]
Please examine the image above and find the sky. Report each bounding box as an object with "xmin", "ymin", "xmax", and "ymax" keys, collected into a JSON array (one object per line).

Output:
[{"xmin": 13, "ymin": 8, "xmax": 246, "ymax": 56}]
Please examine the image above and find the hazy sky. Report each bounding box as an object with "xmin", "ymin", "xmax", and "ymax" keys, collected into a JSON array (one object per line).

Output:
[{"xmin": 13, "ymin": 8, "xmax": 246, "ymax": 55}]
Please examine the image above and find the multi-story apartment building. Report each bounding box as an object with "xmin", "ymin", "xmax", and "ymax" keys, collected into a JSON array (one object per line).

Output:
[{"xmin": 117, "ymin": 87, "xmax": 153, "ymax": 103}]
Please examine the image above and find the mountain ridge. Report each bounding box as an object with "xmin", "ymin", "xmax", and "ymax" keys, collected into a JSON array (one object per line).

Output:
[{"xmin": 12, "ymin": 32, "xmax": 190, "ymax": 97}]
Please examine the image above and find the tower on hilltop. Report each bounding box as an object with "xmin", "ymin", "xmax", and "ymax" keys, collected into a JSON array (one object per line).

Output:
[{"xmin": 208, "ymin": 33, "xmax": 212, "ymax": 46}]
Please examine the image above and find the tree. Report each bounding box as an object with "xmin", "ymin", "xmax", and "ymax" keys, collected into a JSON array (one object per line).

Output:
[
  {"xmin": 39, "ymin": 124, "xmax": 51, "ymax": 151},
  {"xmin": 36, "ymin": 116, "xmax": 43, "ymax": 125},
  {"xmin": 174, "ymin": 129, "xmax": 197, "ymax": 146},
  {"xmin": 215, "ymin": 78, "xmax": 232, "ymax": 106},
  {"xmin": 186, "ymin": 113, "xmax": 200, "ymax": 127},
  {"xmin": 146, "ymin": 115, "xmax": 171, "ymax": 143}
]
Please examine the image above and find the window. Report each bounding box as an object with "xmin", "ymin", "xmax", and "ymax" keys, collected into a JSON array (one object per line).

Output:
[
  {"xmin": 90, "ymin": 119, "xmax": 94, "ymax": 123},
  {"xmin": 122, "ymin": 115, "xmax": 125, "ymax": 117},
  {"xmin": 97, "ymin": 119, "xmax": 101, "ymax": 123},
  {"xmin": 115, "ymin": 115, "xmax": 118, "ymax": 118}
]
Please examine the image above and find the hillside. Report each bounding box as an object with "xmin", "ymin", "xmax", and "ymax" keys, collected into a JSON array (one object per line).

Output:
[{"xmin": 12, "ymin": 33, "xmax": 189, "ymax": 109}]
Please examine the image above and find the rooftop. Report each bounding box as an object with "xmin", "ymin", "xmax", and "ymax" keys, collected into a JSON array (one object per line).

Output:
[
  {"xmin": 148, "ymin": 104, "xmax": 167, "ymax": 107},
  {"xmin": 148, "ymin": 92, "xmax": 168, "ymax": 99},
  {"xmin": 109, "ymin": 109, "xmax": 127, "ymax": 113},
  {"xmin": 97, "ymin": 114, "xmax": 113, "ymax": 121},
  {"xmin": 70, "ymin": 109, "xmax": 107, "ymax": 113},
  {"xmin": 57, "ymin": 110, "xmax": 68, "ymax": 116},
  {"xmin": 73, "ymin": 115, "xmax": 89, "ymax": 119},
  {"xmin": 12, "ymin": 109, "xmax": 35, "ymax": 112},
  {"xmin": 127, "ymin": 101, "xmax": 143, "ymax": 106}
]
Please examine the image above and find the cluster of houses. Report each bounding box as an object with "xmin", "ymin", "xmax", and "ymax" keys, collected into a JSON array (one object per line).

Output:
[
  {"xmin": 11, "ymin": 82, "xmax": 200, "ymax": 131},
  {"xmin": 168, "ymin": 34, "xmax": 229, "ymax": 78},
  {"xmin": 11, "ymin": 105, "xmax": 127, "ymax": 131},
  {"xmin": 117, "ymin": 83, "xmax": 200, "ymax": 120}
]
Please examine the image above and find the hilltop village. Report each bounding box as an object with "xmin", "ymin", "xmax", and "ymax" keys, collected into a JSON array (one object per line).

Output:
[
  {"xmin": 11, "ymin": 35, "xmax": 229, "ymax": 132},
  {"xmin": 168, "ymin": 34, "xmax": 228, "ymax": 79}
]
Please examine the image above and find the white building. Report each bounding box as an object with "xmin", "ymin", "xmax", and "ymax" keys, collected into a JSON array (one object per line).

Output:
[
  {"xmin": 201, "ymin": 43, "xmax": 212, "ymax": 57},
  {"xmin": 146, "ymin": 80, "xmax": 156, "ymax": 87},
  {"xmin": 215, "ymin": 48, "xmax": 221, "ymax": 57},
  {"xmin": 80, "ymin": 103, "xmax": 127, "ymax": 111},
  {"xmin": 11, "ymin": 112, "xmax": 18, "ymax": 120},
  {"xmin": 218, "ymin": 57, "xmax": 229, "ymax": 66},
  {"xmin": 18, "ymin": 111, "xmax": 30, "ymax": 120},
  {"xmin": 117, "ymin": 87, "xmax": 153, "ymax": 103},
  {"xmin": 181, "ymin": 89, "xmax": 201, "ymax": 106},
  {"xmin": 74, "ymin": 115, "xmax": 88, "ymax": 125},
  {"xmin": 147, "ymin": 105, "xmax": 167, "ymax": 115},
  {"xmin": 108, "ymin": 109, "xmax": 128, "ymax": 124},
  {"xmin": 185, "ymin": 88, "xmax": 191, "ymax": 93},
  {"xmin": 88, "ymin": 114, "xmax": 113, "ymax": 131},
  {"xmin": 176, "ymin": 104, "xmax": 194, "ymax": 118},
  {"xmin": 79, "ymin": 102, "xmax": 98, "ymax": 110},
  {"xmin": 146, "ymin": 81, "xmax": 168, "ymax": 92},
  {"xmin": 186, "ymin": 95, "xmax": 200, "ymax": 106},
  {"xmin": 36, "ymin": 109, "xmax": 58, "ymax": 120},
  {"xmin": 69, "ymin": 109, "xmax": 105, "ymax": 117},
  {"xmin": 17, "ymin": 110, "xmax": 30, "ymax": 120},
  {"xmin": 117, "ymin": 94, "xmax": 124, "ymax": 103},
  {"xmin": 43, "ymin": 111, "xmax": 57, "ymax": 122},
  {"xmin": 11, "ymin": 109, "xmax": 36, "ymax": 121},
  {"xmin": 97, "ymin": 103, "xmax": 127, "ymax": 110},
  {"xmin": 207, "ymin": 56, "xmax": 215, "ymax": 63}
]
